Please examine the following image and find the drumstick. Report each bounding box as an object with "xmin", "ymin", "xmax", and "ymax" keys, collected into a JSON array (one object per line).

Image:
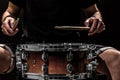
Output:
[
  {"xmin": 55, "ymin": 26, "xmax": 90, "ymax": 31},
  {"xmin": 12, "ymin": 18, "xmax": 20, "ymax": 30}
]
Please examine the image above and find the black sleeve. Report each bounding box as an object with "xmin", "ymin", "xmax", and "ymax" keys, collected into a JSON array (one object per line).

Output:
[
  {"xmin": 80, "ymin": 0, "xmax": 100, "ymax": 8},
  {"xmin": 9, "ymin": 0, "xmax": 25, "ymax": 8}
]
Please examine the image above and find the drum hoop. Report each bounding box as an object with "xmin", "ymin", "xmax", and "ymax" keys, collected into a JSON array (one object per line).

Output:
[{"xmin": 18, "ymin": 43, "xmax": 89, "ymax": 51}]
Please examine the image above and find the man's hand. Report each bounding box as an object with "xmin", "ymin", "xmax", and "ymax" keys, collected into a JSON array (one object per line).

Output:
[
  {"xmin": 84, "ymin": 16, "xmax": 105, "ymax": 36},
  {"xmin": 1, "ymin": 16, "xmax": 19, "ymax": 36}
]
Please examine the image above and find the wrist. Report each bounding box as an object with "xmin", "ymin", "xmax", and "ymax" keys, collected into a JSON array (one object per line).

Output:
[
  {"xmin": 2, "ymin": 15, "xmax": 16, "ymax": 23},
  {"xmin": 92, "ymin": 12, "xmax": 102, "ymax": 20},
  {"xmin": 91, "ymin": 15, "xmax": 103, "ymax": 21}
]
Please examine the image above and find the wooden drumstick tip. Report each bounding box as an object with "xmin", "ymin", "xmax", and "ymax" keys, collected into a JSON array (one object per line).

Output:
[{"xmin": 12, "ymin": 18, "xmax": 20, "ymax": 30}]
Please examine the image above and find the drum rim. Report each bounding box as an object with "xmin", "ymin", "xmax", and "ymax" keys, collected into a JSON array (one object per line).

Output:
[{"xmin": 17, "ymin": 43, "xmax": 89, "ymax": 51}]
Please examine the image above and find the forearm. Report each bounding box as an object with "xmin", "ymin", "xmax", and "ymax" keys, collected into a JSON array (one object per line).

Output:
[
  {"xmin": 82, "ymin": 4, "xmax": 102, "ymax": 20},
  {"xmin": 1, "ymin": 2, "xmax": 21, "ymax": 22}
]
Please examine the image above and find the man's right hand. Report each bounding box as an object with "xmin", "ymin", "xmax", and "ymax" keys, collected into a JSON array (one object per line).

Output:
[{"xmin": 1, "ymin": 16, "xmax": 19, "ymax": 36}]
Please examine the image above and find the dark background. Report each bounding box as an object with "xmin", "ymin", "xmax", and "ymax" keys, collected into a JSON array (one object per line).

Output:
[
  {"xmin": 0, "ymin": 0, "xmax": 119, "ymax": 80},
  {"xmin": 0, "ymin": 0, "xmax": 120, "ymax": 49}
]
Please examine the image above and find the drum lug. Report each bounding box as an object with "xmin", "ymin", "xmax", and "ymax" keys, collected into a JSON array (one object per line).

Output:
[
  {"xmin": 86, "ymin": 59, "xmax": 98, "ymax": 72},
  {"xmin": 87, "ymin": 52, "xmax": 97, "ymax": 59},
  {"xmin": 22, "ymin": 51, "xmax": 28, "ymax": 61},
  {"xmin": 66, "ymin": 64, "xmax": 74, "ymax": 74},
  {"xmin": 22, "ymin": 63, "xmax": 28, "ymax": 76},
  {"xmin": 87, "ymin": 48, "xmax": 97, "ymax": 59},
  {"xmin": 42, "ymin": 63, "xmax": 48, "ymax": 75},
  {"xmin": 66, "ymin": 51, "xmax": 73, "ymax": 62},
  {"xmin": 42, "ymin": 52, "xmax": 48, "ymax": 62},
  {"xmin": 15, "ymin": 49, "xmax": 22, "ymax": 71}
]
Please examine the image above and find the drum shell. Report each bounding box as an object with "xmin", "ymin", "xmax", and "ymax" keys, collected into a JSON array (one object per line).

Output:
[{"xmin": 23, "ymin": 50, "xmax": 89, "ymax": 74}]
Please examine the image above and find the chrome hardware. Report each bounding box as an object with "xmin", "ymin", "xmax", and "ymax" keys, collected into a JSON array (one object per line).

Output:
[
  {"xmin": 86, "ymin": 59, "xmax": 98, "ymax": 72},
  {"xmin": 22, "ymin": 63, "xmax": 28, "ymax": 75},
  {"xmin": 15, "ymin": 49, "xmax": 22, "ymax": 71},
  {"xmin": 42, "ymin": 52, "xmax": 48, "ymax": 62},
  {"xmin": 22, "ymin": 51, "xmax": 28, "ymax": 61},
  {"xmin": 66, "ymin": 51, "xmax": 73, "ymax": 62},
  {"xmin": 42, "ymin": 64, "xmax": 48, "ymax": 75},
  {"xmin": 66, "ymin": 64, "xmax": 74, "ymax": 74}
]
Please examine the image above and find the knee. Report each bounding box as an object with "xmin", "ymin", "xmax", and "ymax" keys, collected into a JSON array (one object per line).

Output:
[
  {"xmin": 0, "ymin": 47, "xmax": 10, "ymax": 59},
  {"xmin": 0, "ymin": 47, "xmax": 11, "ymax": 74},
  {"xmin": 99, "ymin": 49, "xmax": 120, "ymax": 67}
]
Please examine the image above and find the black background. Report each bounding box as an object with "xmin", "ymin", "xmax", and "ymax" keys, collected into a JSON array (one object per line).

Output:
[
  {"xmin": 0, "ymin": 0, "xmax": 119, "ymax": 80},
  {"xmin": 0, "ymin": 0, "xmax": 120, "ymax": 49}
]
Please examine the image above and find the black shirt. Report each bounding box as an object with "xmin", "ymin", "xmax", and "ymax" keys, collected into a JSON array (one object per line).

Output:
[{"xmin": 10, "ymin": 0, "xmax": 99, "ymax": 43}]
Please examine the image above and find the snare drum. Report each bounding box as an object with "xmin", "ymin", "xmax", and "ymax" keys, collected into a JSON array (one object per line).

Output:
[
  {"xmin": 0, "ymin": 44, "xmax": 15, "ymax": 74},
  {"xmin": 15, "ymin": 43, "xmax": 98, "ymax": 80}
]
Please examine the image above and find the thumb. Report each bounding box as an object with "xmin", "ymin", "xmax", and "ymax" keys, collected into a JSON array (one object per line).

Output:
[
  {"xmin": 84, "ymin": 18, "xmax": 90, "ymax": 27},
  {"xmin": 9, "ymin": 18, "xmax": 15, "ymax": 28}
]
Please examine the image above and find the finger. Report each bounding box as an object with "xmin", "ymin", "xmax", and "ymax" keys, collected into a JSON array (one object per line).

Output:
[
  {"xmin": 89, "ymin": 20, "xmax": 105, "ymax": 35},
  {"xmin": 2, "ymin": 28, "xmax": 19, "ymax": 36},
  {"xmin": 1, "ymin": 26, "xmax": 11, "ymax": 36},
  {"xmin": 9, "ymin": 19, "xmax": 15, "ymax": 28},
  {"xmin": 94, "ymin": 18, "xmax": 105, "ymax": 33},
  {"xmin": 12, "ymin": 28, "xmax": 19, "ymax": 36},
  {"xmin": 1, "ymin": 23, "xmax": 18, "ymax": 36},
  {"xmin": 97, "ymin": 21, "xmax": 105, "ymax": 33},
  {"xmin": 84, "ymin": 18, "xmax": 91, "ymax": 27},
  {"xmin": 7, "ymin": 28, "xmax": 19, "ymax": 36},
  {"xmin": 89, "ymin": 18, "xmax": 98, "ymax": 33},
  {"xmin": 2, "ymin": 22, "xmax": 14, "ymax": 34},
  {"xmin": 4, "ymin": 17, "xmax": 15, "ymax": 28},
  {"xmin": 88, "ymin": 19, "xmax": 99, "ymax": 36}
]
